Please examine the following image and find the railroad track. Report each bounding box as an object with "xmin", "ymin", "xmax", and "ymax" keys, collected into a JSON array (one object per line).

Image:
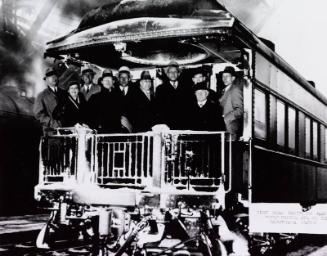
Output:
[{"xmin": 0, "ymin": 239, "xmax": 93, "ymax": 255}]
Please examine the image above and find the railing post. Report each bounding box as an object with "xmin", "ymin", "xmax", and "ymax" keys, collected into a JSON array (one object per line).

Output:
[
  {"xmin": 38, "ymin": 138, "xmax": 45, "ymax": 184},
  {"xmin": 152, "ymin": 132, "xmax": 163, "ymax": 188},
  {"xmin": 76, "ymin": 126, "xmax": 92, "ymax": 184}
]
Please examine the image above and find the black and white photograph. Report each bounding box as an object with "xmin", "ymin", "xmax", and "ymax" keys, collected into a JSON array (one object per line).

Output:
[{"xmin": 0, "ymin": 0, "xmax": 327, "ymax": 255}]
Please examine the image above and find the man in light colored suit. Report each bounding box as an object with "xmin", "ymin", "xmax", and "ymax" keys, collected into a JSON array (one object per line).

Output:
[
  {"xmin": 219, "ymin": 66, "xmax": 243, "ymax": 140},
  {"xmin": 80, "ymin": 67, "xmax": 101, "ymax": 101},
  {"xmin": 33, "ymin": 68, "xmax": 67, "ymax": 132}
]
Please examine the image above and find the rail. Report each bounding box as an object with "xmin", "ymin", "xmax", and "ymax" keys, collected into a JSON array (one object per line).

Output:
[{"xmin": 38, "ymin": 128, "xmax": 232, "ymax": 192}]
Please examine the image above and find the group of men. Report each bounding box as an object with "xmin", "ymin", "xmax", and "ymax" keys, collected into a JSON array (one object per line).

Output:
[{"xmin": 34, "ymin": 61, "xmax": 243, "ymax": 139}]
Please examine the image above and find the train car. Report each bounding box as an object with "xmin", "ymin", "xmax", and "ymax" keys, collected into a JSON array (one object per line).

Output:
[
  {"xmin": 34, "ymin": 0, "xmax": 327, "ymax": 255},
  {"xmin": 0, "ymin": 88, "xmax": 41, "ymax": 216}
]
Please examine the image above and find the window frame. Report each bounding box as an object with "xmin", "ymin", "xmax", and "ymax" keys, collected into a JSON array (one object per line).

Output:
[{"xmin": 254, "ymin": 87, "xmax": 268, "ymax": 142}]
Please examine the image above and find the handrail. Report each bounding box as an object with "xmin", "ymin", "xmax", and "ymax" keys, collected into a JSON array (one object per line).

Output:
[{"xmin": 39, "ymin": 129, "xmax": 232, "ymax": 193}]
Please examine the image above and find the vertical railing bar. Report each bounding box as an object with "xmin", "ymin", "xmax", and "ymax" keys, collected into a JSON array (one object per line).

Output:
[
  {"xmin": 179, "ymin": 138, "xmax": 183, "ymax": 178},
  {"xmin": 101, "ymin": 141, "xmax": 105, "ymax": 183},
  {"xmin": 62, "ymin": 138, "xmax": 66, "ymax": 176},
  {"xmin": 128, "ymin": 138, "xmax": 132, "ymax": 177},
  {"xmin": 221, "ymin": 133, "xmax": 225, "ymax": 181},
  {"xmin": 135, "ymin": 137, "xmax": 139, "ymax": 180},
  {"xmin": 93, "ymin": 135, "xmax": 98, "ymax": 183},
  {"xmin": 109, "ymin": 142, "xmax": 113, "ymax": 178},
  {"xmin": 74, "ymin": 136, "xmax": 78, "ymax": 179},
  {"xmin": 146, "ymin": 135, "xmax": 150, "ymax": 178},
  {"xmin": 201, "ymin": 138, "xmax": 205, "ymax": 178},
  {"xmin": 227, "ymin": 133, "xmax": 233, "ymax": 193},
  {"xmin": 123, "ymin": 142, "xmax": 126, "ymax": 178},
  {"xmin": 141, "ymin": 136, "xmax": 145, "ymax": 179},
  {"xmin": 206, "ymin": 136, "xmax": 210, "ymax": 178}
]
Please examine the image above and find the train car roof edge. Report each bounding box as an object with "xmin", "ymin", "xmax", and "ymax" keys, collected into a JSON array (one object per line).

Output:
[{"xmin": 233, "ymin": 20, "xmax": 327, "ymax": 106}]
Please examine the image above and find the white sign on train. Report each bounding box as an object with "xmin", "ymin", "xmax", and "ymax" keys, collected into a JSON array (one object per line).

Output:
[{"xmin": 249, "ymin": 203, "xmax": 327, "ymax": 234}]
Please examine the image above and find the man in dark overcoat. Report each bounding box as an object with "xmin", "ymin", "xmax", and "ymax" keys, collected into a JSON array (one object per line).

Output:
[
  {"xmin": 129, "ymin": 71, "xmax": 156, "ymax": 132},
  {"xmin": 154, "ymin": 61, "xmax": 194, "ymax": 130},
  {"xmin": 87, "ymin": 72, "xmax": 131, "ymax": 133},
  {"xmin": 191, "ymin": 82, "xmax": 225, "ymax": 131}
]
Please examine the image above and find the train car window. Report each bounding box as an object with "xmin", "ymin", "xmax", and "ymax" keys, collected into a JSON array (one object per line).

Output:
[
  {"xmin": 312, "ymin": 121, "xmax": 318, "ymax": 159},
  {"xmin": 254, "ymin": 88, "xmax": 267, "ymax": 140},
  {"xmin": 255, "ymin": 53, "xmax": 271, "ymax": 86},
  {"xmin": 276, "ymin": 100, "xmax": 285, "ymax": 146},
  {"xmin": 305, "ymin": 117, "xmax": 311, "ymax": 157},
  {"xmin": 287, "ymin": 107, "xmax": 296, "ymax": 152}
]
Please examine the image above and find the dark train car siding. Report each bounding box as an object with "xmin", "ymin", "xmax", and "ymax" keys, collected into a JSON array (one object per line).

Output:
[
  {"xmin": 252, "ymin": 148, "xmax": 319, "ymax": 203},
  {"xmin": 0, "ymin": 113, "xmax": 42, "ymax": 216},
  {"xmin": 252, "ymin": 51, "xmax": 327, "ymax": 203}
]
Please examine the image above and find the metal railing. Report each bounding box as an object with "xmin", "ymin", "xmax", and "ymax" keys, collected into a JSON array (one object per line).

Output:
[
  {"xmin": 95, "ymin": 134, "xmax": 153, "ymax": 188},
  {"xmin": 162, "ymin": 131, "xmax": 228, "ymax": 191},
  {"xmin": 39, "ymin": 129, "xmax": 231, "ymax": 192},
  {"xmin": 40, "ymin": 133, "xmax": 78, "ymax": 183}
]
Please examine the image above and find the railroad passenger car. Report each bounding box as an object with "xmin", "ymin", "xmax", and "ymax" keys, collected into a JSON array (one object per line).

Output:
[{"xmin": 35, "ymin": 0, "xmax": 327, "ymax": 254}]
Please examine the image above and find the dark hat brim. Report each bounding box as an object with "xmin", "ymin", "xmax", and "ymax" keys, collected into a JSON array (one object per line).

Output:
[
  {"xmin": 43, "ymin": 71, "xmax": 57, "ymax": 80},
  {"xmin": 82, "ymin": 69, "xmax": 95, "ymax": 75}
]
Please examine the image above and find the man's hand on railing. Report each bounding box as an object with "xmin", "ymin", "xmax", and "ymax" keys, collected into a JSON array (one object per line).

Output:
[
  {"xmin": 74, "ymin": 123, "xmax": 90, "ymax": 129},
  {"xmin": 121, "ymin": 116, "xmax": 133, "ymax": 133}
]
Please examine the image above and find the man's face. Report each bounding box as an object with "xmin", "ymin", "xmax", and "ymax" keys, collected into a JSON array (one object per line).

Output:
[
  {"xmin": 192, "ymin": 73, "xmax": 205, "ymax": 85},
  {"xmin": 195, "ymin": 89, "xmax": 209, "ymax": 102},
  {"xmin": 82, "ymin": 72, "xmax": 93, "ymax": 84},
  {"xmin": 46, "ymin": 74, "xmax": 58, "ymax": 87},
  {"xmin": 102, "ymin": 76, "xmax": 114, "ymax": 90},
  {"xmin": 140, "ymin": 79, "xmax": 152, "ymax": 91},
  {"xmin": 222, "ymin": 72, "xmax": 235, "ymax": 87},
  {"xmin": 167, "ymin": 66, "xmax": 179, "ymax": 82},
  {"xmin": 68, "ymin": 84, "xmax": 79, "ymax": 99},
  {"xmin": 119, "ymin": 72, "xmax": 130, "ymax": 87}
]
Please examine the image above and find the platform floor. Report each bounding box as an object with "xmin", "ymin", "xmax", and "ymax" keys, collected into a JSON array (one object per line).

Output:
[{"xmin": 0, "ymin": 214, "xmax": 48, "ymax": 235}]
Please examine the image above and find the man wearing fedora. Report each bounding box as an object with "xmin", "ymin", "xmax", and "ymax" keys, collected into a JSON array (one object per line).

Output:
[
  {"xmin": 219, "ymin": 66, "xmax": 244, "ymax": 140},
  {"xmin": 33, "ymin": 67, "xmax": 67, "ymax": 132},
  {"xmin": 80, "ymin": 67, "xmax": 101, "ymax": 101},
  {"xmin": 191, "ymin": 81, "xmax": 225, "ymax": 131},
  {"xmin": 87, "ymin": 71, "xmax": 132, "ymax": 133},
  {"xmin": 129, "ymin": 71, "xmax": 156, "ymax": 132},
  {"xmin": 191, "ymin": 68, "xmax": 218, "ymax": 104},
  {"xmin": 115, "ymin": 66, "xmax": 137, "ymax": 123},
  {"xmin": 155, "ymin": 60, "xmax": 194, "ymax": 129}
]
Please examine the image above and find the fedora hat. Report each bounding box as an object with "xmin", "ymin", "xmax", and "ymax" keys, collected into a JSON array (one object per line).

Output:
[
  {"xmin": 118, "ymin": 66, "xmax": 130, "ymax": 74},
  {"xmin": 101, "ymin": 68, "xmax": 113, "ymax": 79},
  {"xmin": 221, "ymin": 66, "xmax": 236, "ymax": 76},
  {"xmin": 81, "ymin": 67, "xmax": 95, "ymax": 75},
  {"xmin": 194, "ymin": 81, "xmax": 209, "ymax": 92},
  {"xmin": 140, "ymin": 70, "xmax": 152, "ymax": 80},
  {"xmin": 43, "ymin": 67, "xmax": 57, "ymax": 80},
  {"xmin": 67, "ymin": 80, "xmax": 80, "ymax": 89}
]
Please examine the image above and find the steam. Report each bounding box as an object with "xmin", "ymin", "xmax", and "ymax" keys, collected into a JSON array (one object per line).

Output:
[{"xmin": 217, "ymin": 0, "xmax": 279, "ymax": 33}]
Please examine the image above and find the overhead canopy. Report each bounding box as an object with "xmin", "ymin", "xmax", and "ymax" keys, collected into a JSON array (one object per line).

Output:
[{"xmin": 45, "ymin": 0, "xmax": 246, "ymax": 68}]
